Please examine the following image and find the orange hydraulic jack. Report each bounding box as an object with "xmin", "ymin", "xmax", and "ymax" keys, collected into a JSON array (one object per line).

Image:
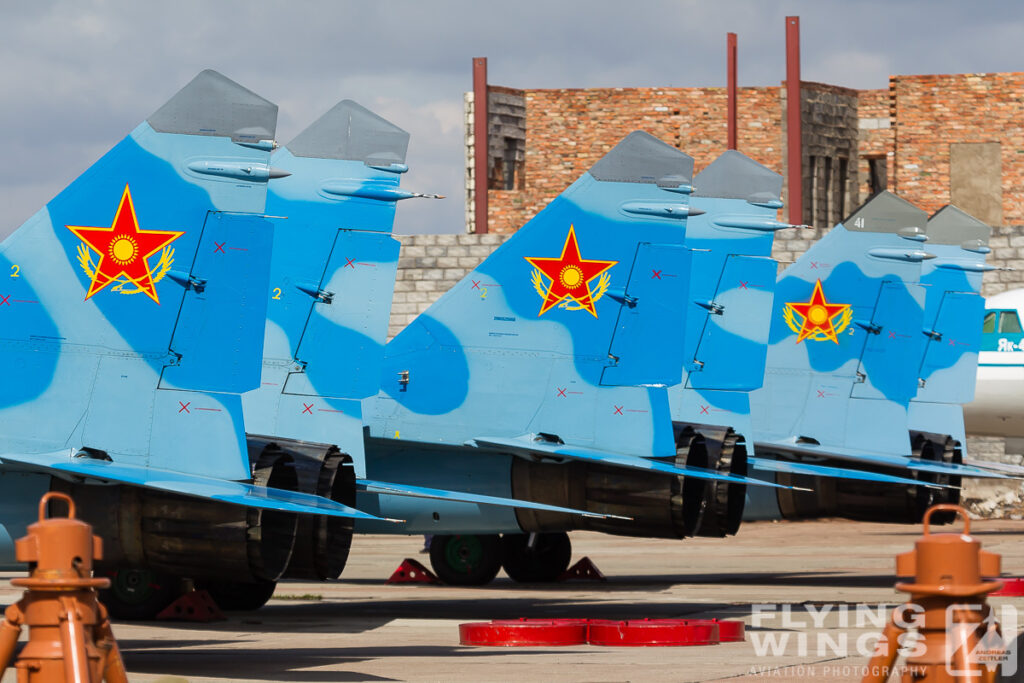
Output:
[
  {"xmin": 0, "ymin": 492, "xmax": 128, "ymax": 682},
  {"xmin": 862, "ymin": 504, "xmax": 1004, "ymax": 683}
]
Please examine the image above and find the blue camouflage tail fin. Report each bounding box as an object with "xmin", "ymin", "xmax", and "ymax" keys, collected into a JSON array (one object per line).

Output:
[
  {"xmin": 745, "ymin": 194, "xmax": 1003, "ymax": 525},
  {"xmin": 370, "ymin": 131, "xmax": 698, "ymax": 458},
  {"xmin": 752, "ymin": 191, "xmax": 932, "ymax": 457},
  {"xmin": 243, "ymin": 100, "xmax": 412, "ymax": 477},
  {"xmin": 914, "ymin": 206, "xmax": 991, "ymax": 405},
  {"xmin": 909, "ymin": 205, "xmax": 994, "ymax": 476},
  {"xmin": 668, "ymin": 150, "xmax": 786, "ymax": 460},
  {"xmin": 0, "ymin": 70, "xmax": 380, "ymax": 521},
  {"xmin": 241, "ymin": 101, "xmax": 627, "ymax": 537}
]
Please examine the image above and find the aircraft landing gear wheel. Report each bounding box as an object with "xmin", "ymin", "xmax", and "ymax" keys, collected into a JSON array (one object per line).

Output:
[
  {"xmin": 98, "ymin": 567, "xmax": 180, "ymax": 621},
  {"xmin": 500, "ymin": 532, "xmax": 572, "ymax": 583},
  {"xmin": 429, "ymin": 534, "xmax": 502, "ymax": 586},
  {"xmin": 198, "ymin": 579, "xmax": 277, "ymax": 611}
]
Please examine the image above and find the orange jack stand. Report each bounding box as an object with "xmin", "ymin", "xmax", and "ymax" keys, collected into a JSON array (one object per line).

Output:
[
  {"xmin": 862, "ymin": 504, "xmax": 1004, "ymax": 683},
  {"xmin": 0, "ymin": 492, "xmax": 128, "ymax": 682},
  {"xmin": 558, "ymin": 557, "xmax": 606, "ymax": 582},
  {"xmin": 157, "ymin": 589, "xmax": 226, "ymax": 622},
  {"xmin": 387, "ymin": 559, "xmax": 441, "ymax": 584}
]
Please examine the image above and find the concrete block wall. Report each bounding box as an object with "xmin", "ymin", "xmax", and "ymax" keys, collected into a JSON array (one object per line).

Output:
[
  {"xmin": 390, "ymin": 225, "xmax": 1024, "ymax": 335},
  {"xmin": 856, "ymin": 87, "xmax": 894, "ymax": 200},
  {"xmin": 388, "ymin": 233, "xmax": 511, "ymax": 339},
  {"xmin": 798, "ymin": 82, "xmax": 861, "ymax": 226}
]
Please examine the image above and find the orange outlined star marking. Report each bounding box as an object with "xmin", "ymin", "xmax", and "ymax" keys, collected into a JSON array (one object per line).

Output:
[
  {"xmin": 66, "ymin": 185, "xmax": 184, "ymax": 304},
  {"xmin": 784, "ymin": 279, "xmax": 851, "ymax": 344},
  {"xmin": 525, "ymin": 225, "xmax": 617, "ymax": 317}
]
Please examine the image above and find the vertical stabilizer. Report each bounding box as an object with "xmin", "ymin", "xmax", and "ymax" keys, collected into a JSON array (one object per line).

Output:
[
  {"xmin": 0, "ymin": 70, "xmax": 280, "ymax": 479},
  {"xmin": 371, "ymin": 132, "xmax": 696, "ymax": 457}
]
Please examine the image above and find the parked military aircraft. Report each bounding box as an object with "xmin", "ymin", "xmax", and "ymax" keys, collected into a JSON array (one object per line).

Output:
[
  {"xmin": 0, "ymin": 71, "xmax": 430, "ymax": 616},
  {"xmin": 353, "ymin": 159, "xmax": 1004, "ymax": 584},
  {"xmin": 965, "ymin": 288, "xmax": 1024, "ymax": 439},
  {"xmin": 658, "ymin": 159, "xmax": 959, "ymax": 538},
  {"xmin": 236, "ymin": 139, "xmax": 798, "ymax": 587},
  {"xmin": 745, "ymin": 195, "xmax": 1009, "ymax": 523},
  {"xmin": 248, "ymin": 122, "xmax": 1008, "ymax": 588},
  {"xmin": 6, "ymin": 70, "xmax": 1006, "ymax": 613}
]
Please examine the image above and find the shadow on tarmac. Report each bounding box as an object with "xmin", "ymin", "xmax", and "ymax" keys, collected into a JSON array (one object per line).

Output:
[{"xmin": 120, "ymin": 644, "xmax": 610, "ymax": 682}]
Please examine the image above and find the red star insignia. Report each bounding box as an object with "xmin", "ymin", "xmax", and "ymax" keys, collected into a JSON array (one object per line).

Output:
[
  {"xmin": 785, "ymin": 280, "xmax": 851, "ymax": 344},
  {"xmin": 525, "ymin": 225, "xmax": 617, "ymax": 317},
  {"xmin": 66, "ymin": 185, "xmax": 184, "ymax": 304}
]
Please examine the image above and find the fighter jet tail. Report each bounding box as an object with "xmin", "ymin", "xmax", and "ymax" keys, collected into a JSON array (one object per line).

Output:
[{"xmin": 373, "ymin": 131, "xmax": 698, "ymax": 458}]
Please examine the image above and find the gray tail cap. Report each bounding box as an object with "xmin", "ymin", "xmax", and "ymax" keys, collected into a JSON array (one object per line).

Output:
[
  {"xmin": 147, "ymin": 69, "xmax": 277, "ymax": 142},
  {"xmin": 287, "ymin": 100, "xmax": 410, "ymax": 164},
  {"xmin": 693, "ymin": 150, "xmax": 782, "ymax": 201},
  {"xmin": 927, "ymin": 205, "xmax": 991, "ymax": 246},
  {"xmin": 588, "ymin": 131, "xmax": 694, "ymax": 185},
  {"xmin": 843, "ymin": 190, "xmax": 927, "ymax": 234}
]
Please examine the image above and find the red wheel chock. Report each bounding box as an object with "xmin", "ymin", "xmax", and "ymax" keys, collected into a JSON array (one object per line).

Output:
[
  {"xmin": 991, "ymin": 577, "xmax": 1024, "ymax": 596},
  {"xmin": 588, "ymin": 619, "xmax": 718, "ymax": 646},
  {"xmin": 156, "ymin": 589, "xmax": 226, "ymax": 622},
  {"xmin": 387, "ymin": 558, "xmax": 441, "ymax": 584},
  {"xmin": 459, "ymin": 618, "xmax": 745, "ymax": 647},
  {"xmin": 558, "ymin": 557, "xmax": 606, "ymax": 582},
  {"xmin": 710, "ymin": 618, "xmax": 746, "ymax": 642},
  {"xmin": 460, "ymin": 619, "xmax": 588, "ymax": 646}
]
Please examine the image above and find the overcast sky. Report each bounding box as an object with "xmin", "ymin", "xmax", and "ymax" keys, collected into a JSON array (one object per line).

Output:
[{"xmin": 1, "ymin": 1, "xmax": 1020, "ymax": 237}]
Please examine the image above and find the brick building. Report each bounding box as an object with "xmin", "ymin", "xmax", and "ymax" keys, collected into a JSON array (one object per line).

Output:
[
  {"xmin": 393, "ymin": 71, "xmax": 1024, "ymax": 340},
  {"xmin": 466, "ymin": 72, "xmax": 1024, "ymax": 237}
]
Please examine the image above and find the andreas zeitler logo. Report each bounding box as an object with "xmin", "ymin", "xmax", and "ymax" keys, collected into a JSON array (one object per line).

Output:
[{"xmin": 746, "ymin": 602, "xmax": 1018, "ymax": 678}]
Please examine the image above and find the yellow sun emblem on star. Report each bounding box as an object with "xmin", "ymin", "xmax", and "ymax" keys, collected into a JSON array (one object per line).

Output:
[{"xmin": 783, "ymin": 280, "xmax": 853, "ymax": 344}]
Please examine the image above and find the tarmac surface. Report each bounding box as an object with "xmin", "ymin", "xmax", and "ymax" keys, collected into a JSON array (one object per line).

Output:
[{"xmin": 2, "ymin": 518, "xmax": 1024, "ymax": 682}]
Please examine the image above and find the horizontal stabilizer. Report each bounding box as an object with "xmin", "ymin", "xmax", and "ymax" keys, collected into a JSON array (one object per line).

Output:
[
  {"xmin": 962, "ymin": 459, "xmax": 1024, "ymax": 477},
  {"xmin": 0, "ymin": 451, "xmax": 394, "ymax": 521},
  {"xmin": 358, "ymin": 479, "xmax": 631, "ymax": 520},
  {"xmin": 748, "ymin": 456, "xmax": 955, "ymax": 489},
  {"xmin": 470, "ymin": 436, "xmax": 802, "ymax": 490},
  {"xmin": 757, "ymin": 440, "xmax": 1010, "ymax": 479}
]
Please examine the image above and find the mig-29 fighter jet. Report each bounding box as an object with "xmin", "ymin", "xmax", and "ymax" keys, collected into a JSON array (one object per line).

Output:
[
  {"xmin": 0, "ymin": 70, "xmax": 433, "ymax": 619},
  {"xmin": 745, "ymin": 194, "xmax": 1010, "ymax": 524},
  {"xmin": 356, "ymin": 133, "xmax": 803, "ymax": 584},
  {"xmin": 236, "ymin": 99, "xmax": 635, "ymax": 602},
  {"xmin": 234, "ymin": 123, "xmax": 801, "ymax": 588}
]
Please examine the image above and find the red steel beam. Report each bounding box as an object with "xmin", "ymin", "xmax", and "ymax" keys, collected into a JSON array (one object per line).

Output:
[
  {"xmin": 727, "ymin": 33, "xmax": 737, "ymax": 150},
  {"xmin": 472, "ymin": 57, "xmax": 489, "ymax": 234},
  {"xmin": 786, "ymin": 16, "xmax": 802, "ymax": 224},
  {"xmin": 785, "ymin": 16, "xmax": 802, "ymax": 225}
]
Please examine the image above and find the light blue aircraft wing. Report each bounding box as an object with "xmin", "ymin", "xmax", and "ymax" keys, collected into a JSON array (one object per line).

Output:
[
  {"xmin": 962, "ymin": 459, "xmax": 1024, "ymax": 476},
  {"xmin": 756, "ymin": 439, "xmax": 1009, "ymax": 479},
  {"xmin": 468, "ymin": 436, "xmax": 803, "ymax": 490},
  {"xmin": 747, "ymin": 456, "xmax": 956, "ymax": 488},
  {"xmin": 357, "ymin": 479, "xmax": 631, "ymax": 520},
  {"xmin": 0, "ymin": 451, "xmax": 387, "ymax": 520}
]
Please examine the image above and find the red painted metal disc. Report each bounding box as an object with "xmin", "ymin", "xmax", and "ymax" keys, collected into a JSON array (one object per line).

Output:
[
  {"xmin": 992, "ymin": 577, "xmax": 1024, "ymax": 596},
  {"xmin": 459, "ymin": 619, "xmax": 587, "ymax": 646},
  {"xmin": 709, "ymin": 619, "xmax": 745, "ymax": 642},
  {"xmin": 588, "ymin": 619, "xmax": 720, "ymax": 647}
]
